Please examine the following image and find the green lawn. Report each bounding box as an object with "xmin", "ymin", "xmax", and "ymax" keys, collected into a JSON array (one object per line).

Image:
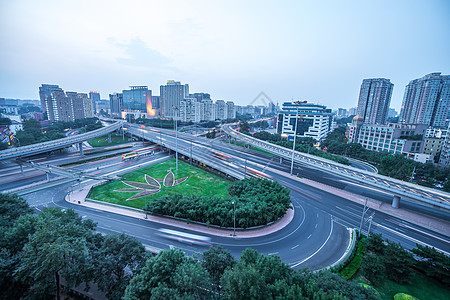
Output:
[
  {"xmin": 357, "ymin": 271, "xmax": 450, "ymax": 300},
  {"xmin": 88, "ymin": 159, "xmax": 232, "ymax": 210},
  {"xmin": 89, "ymin": 132, "xmax": 131, "ymax": 147}
]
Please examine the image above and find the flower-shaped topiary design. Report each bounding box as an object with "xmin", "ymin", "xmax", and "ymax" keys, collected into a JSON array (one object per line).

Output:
[{"xmin": 115, "ymin": 170, "xmax": 188, "ymax": 200}]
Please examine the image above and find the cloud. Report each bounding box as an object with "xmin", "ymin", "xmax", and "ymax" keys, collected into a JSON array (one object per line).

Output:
[{"xmin": 112, "ymin": 37, "xmax": 172, "ymax": 68}]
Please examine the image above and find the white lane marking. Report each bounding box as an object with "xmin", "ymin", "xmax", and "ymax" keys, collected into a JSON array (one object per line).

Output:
[
  {"xmin": 291, "ymin": 244, "xmax": 300, "ymax": 250},
  {"xmin": 377, "ymin": 224, "xmax": 450, "ymax": 256},
  {"xmin": 307, "ymin": 234, "xmax": 312, "ymax": 239},
  {"xmin": 290, "ymin": 219, "xmax": 334, "ymax": 268},
  {"xmin": 268, "ymin": 252, "xmax": 279, "ymax": 256},
  {"xmin": 315, "ymin": 224, "xmax": 317, "ymax": 228}
]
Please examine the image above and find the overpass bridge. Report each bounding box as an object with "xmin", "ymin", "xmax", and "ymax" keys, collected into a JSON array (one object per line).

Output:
[
  {"xmin": 0, "ymin": 121, "xmax": 123, "ymax": 161},
  {"xmin": 221, "ymin": 124, "xmax": 450, "ymax": 212}
]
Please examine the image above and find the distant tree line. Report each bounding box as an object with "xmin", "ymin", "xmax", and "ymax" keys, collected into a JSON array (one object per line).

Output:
[
  {"xmin": 320, "ymin": 127, "xmax": 450, "ymax": 190},
  {"xmin": 251, "ymin": 130, "xmax": 351, "ymax": 165},
  {"xmin": 147, "ymin": 178, "xmax": 291, "ymax": 228},
  {"xmin": 15, "ymin": 117, "xmax": 101, "ymax": 147}
]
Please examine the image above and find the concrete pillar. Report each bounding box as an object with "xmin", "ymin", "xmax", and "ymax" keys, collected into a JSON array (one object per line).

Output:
[
  {"xmin": 108, "ymin": 132, "xmax": 112, "ymax": 143},
  {"xmin": 79, "ymin": 142, "xmax": 84, "ymax": 156},
  {"xmin": 46, "ymin": 172, "xmax": 50, "ymax": 182},
  {"xmin": 280, "ymin": 157, "xmax": 283, "ymax": 164},
  {"xmin": 20, "ymin": 164, "xmax": 23, "ymax": 175},
  {"xmin": 392, "ymin": 195, "xmax": 400, "ymax": 208}
]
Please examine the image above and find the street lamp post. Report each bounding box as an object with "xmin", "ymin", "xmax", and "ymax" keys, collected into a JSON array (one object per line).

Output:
[
  {"xmin": 145, "ymin": 195, "xmax": 148, "ymax": 219},
  {"xmin": 173, "ymin": 106, "xmax": 179, "ymax": 171},
  {"xmin": 232, "ymin": 201, "xmax": 236, "ymax": 236},
  {"xmin": 290, "ymin": 102, "xmax": 301, "ymax": 176}
]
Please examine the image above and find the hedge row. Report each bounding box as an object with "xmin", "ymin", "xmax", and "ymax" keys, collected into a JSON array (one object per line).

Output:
[
  {"xmin": 339, "ymin": 241, "xmax": 367, "ymax": 280},
  {"xmin": 146, "ymin": 178, "xmax": 291, "ymax": 228}
]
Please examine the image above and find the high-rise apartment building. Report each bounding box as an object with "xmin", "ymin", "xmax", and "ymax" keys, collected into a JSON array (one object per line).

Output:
[
  {"xmin": 109, "ymin": 93, "xmax": 123, "ymax": 115},
  {"xmin": 39, "ymin": 84, "xmax": 63, "ymax": 112},
  {"xmin": 160, "ymin": 80, "xmax": 189, "ymax": 118},
  {"xmin": 356, "ymin": 78, "xmax": 393, "ymax": 125},
  {"xmin": 42, "ymin": 85, "xmax": 95, "ymax": 122},
  {"xmin": 200, "ymin": 99, "xmax": 216, "ymax": 121},
  {"xmin": 215, "ymin": 100, "xmax": 228, "ymax": 121},
  {"xmin": 226, "ymin": 101, "xmax": 236, "ymax": 119},
  {"xmin": 179, "ymin": 98, "xmax": 201, "ymax": 123},
  {"xmin": 400, "ymin": 73, "xmax": 450, "ymax": 128}
]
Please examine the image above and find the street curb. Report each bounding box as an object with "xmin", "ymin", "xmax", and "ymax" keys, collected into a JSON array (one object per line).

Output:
[
  {"xmin": 317, "ymin": 228, "xmax": 356, "ymax": 272},
  {"xmin": 65, "ymin": 183, "xmax": 295, "ymax": 238}
]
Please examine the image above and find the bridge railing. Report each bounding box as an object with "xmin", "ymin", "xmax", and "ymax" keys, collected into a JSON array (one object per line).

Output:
[{"xmin": 0, "ymin": 121, "xmax": 123, "ymax": 160}]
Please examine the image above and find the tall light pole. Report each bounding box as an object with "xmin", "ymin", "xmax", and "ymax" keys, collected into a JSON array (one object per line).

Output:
[
  {"xmin": 173, "ymin": 106, "xmax": 179, "ymax": 171},
  {"xmin": 232, "ymin": 201, "xmax": 236, "ymax": 236},
  {"xmin": 290, "ymin": 101, "xmax": 301, "ymax": 176}
]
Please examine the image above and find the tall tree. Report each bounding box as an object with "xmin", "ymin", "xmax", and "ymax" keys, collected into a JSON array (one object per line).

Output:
[
  {"xmin": 411, "ymin": 244, "xmax": 450, "ymax": 285},
  {"xmin": 202, "ymin": 245, "xmax": 235, "ymax": 293},
  {"xmin": 383, "ymin": 241, "xmax": 413, "ymax": 284},
  {"xmin": 94, "ymin": 233, "xmax": 147, "ymax": 300},
  {"xmin": 123, "ymin": 248, "xmax": 212, "ymax": 300},
  {"xmin": 15, "ymin": 208, "xmax": 97, "ymax": 300}
]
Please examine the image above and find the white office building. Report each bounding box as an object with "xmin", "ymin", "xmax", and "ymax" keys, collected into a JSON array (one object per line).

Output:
[{"xmin": 277, "ymin": 102, "xmax": 333, "ymax": 141}]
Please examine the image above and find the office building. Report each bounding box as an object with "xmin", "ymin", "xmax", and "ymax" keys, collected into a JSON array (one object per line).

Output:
[
  {"xmin": 355, "ymin": 123, "xmax": 427, "ymax": 157},
  {"xmin": 152, "ymin": 96, "xmax": 160, "ymax": 110},
  {"xmin": 277, "ymin": 102, "xmax": 333, "ymax": 141},
  {"xmin": 400, "ymin": 73, "xmax": 450, "ymax": 128},
  {"xmin": 189, "ymin": 93, "xmax": 210, "ymax": 102},
  {"xmin": 122, "ymin": 86, "xmax": 152, "ymax": 114},
  {"xmin": 109, "ymin": 93, "xmax": 123, "ymax": 115},
  {"xmin": 356, "ymin": 78, "xmax": 393, "ymax": 124},
  {"xmin": 160, "ymin": 80, "xmax": 189, "ymax": 118},
  {"xmin": 39, "ymin": 84, "xmax": 63, "ymax": 112},
  {"xmin": 89, "ymin": 91, "xmax": 100, "ymax": 113},
  {"xmin": 337, "ymin": 108, "xmax": 348, "ymax": 118}
]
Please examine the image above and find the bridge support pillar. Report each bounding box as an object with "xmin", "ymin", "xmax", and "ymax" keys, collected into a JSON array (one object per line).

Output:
[
  {"xmin": 280, "ymin": 157, "xmax": 282, "ymax": 164},
  {"xmin": 392, "ymin": 195, "xmax": 400, "ymax": 208},
  {"xmin": 46, "ymin": 172, "xmax": 49, "ymax": 182},
  {"xmin": 20, "ymin": 164, "xmax": 24, "ymax": 175},
  {"xmin": 108, "ymin": 132, "xmax": 112, "ymax": 143},
  {"xmin": 79, "ymin": 142, "xmax": 84, "ymax": 156}
]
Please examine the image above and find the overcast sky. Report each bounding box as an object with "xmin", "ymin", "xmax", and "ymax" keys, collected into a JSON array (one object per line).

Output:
[{"xmin": 1, "ymin": 0, "xmax": 449, "ymax": 111}]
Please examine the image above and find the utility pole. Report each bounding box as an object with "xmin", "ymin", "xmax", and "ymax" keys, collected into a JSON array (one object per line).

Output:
[
  {"xmin": 410, "ymin": 166, "xmax": 416, "ymax": 182},
  {"xmin": 358, "ymin": 198, "xmax": 369, "ymax": 237}
]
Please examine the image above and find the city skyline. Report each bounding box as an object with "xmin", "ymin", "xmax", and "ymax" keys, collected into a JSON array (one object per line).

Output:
[{"xmin": 1, "ymin": 1, "xmax": 449, "ymax": 111}]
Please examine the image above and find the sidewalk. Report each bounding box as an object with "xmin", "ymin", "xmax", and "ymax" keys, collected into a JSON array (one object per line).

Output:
[{"xmin": 65, "ymin": 183, "xmax": 295, "ymax": 238}]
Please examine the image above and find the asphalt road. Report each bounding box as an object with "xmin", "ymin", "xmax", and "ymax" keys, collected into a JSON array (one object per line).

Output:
[{"xmin": 3, "ymin": 125, "xmax": 449, "ymax": 271}]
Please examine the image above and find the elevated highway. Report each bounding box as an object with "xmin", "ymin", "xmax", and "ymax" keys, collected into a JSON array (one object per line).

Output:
[
  {"xmin": 0, "ymin": 121, "xmax": 123, "ymax": 161},
  {"xmin": 222, "ymin": 124, "xmax": 450, "ymax": 212}
]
